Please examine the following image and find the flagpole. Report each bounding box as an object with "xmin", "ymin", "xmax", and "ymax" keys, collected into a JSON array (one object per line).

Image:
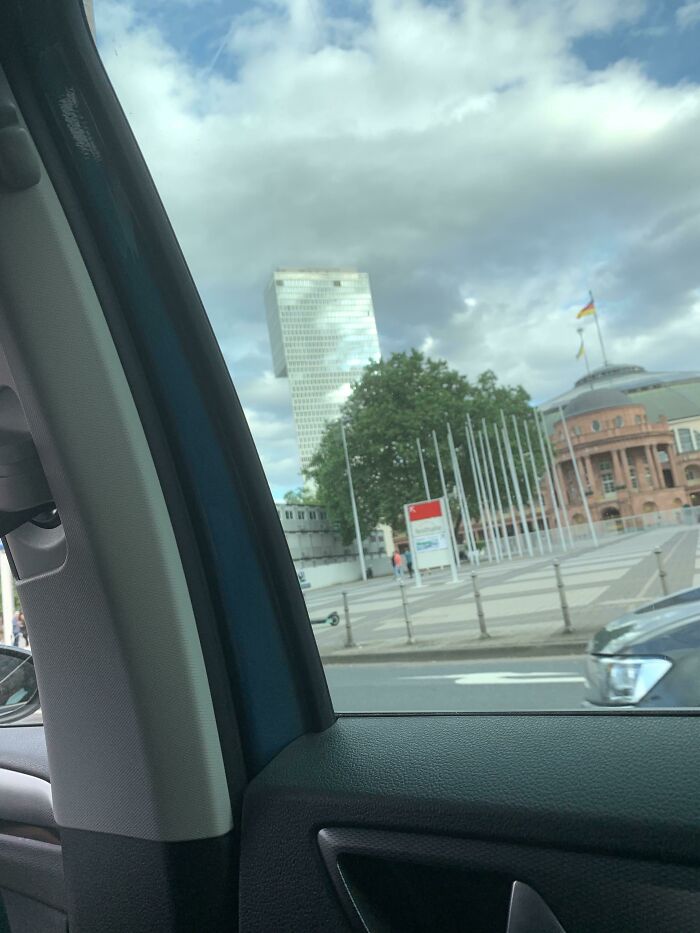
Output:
[
  {"xmin": 558, "ymin": 406, "xmax": 598, "ymax": 546},
  {"xmin": 479, "ymin": 429, "xmax": 511, "ymax": 560},
  {"xmin": 481, "ymin": 420, "xmax": 512, "ymax": 560},
  {"xmin": 524, "ymin": 419, "xmax": 553, "ymax": 553},
  {"xmin": 468, "ymin": 417, "xmax": 502, "ymax": 562},
  {"xmin": 447, "ymin": 424, "xmax": 478, "ymax": 561},
  {"xmin": 340, "ymin": 419, "xmax": 367, "ymax": 582},
  {"xmin": 445, "ymin": 427, "xmax": 469, "ymax": 555},
  {"xmin": 536, "ymin": 409, "xmax": 574, "ymax": 548},
  {"xmin": 465, "ymin": 421, "xmax": 494, "ymax": 562},
  {"xmin": 590, "ymin": 291, "xmax": 609, "ymax": 367},
  {"xmin": 416, "ymin": 438, "xmax": 431, "ymax": 500},
  {"xmin": 532, "ymin": 413, "xmax": 567, "ymax": 551},
  {"xmin": 577, "ymin": 327, "xmax": 591, "ymax": 377},
  {"xmin": 500, "ymin": 411, "xmax": 533, "ymax": 557},
  {"xmin": 432, "ymin": 430, "xmax": 462, "ymax": 570},
  {"xmin": 512, "ymin": 416, "xmax": 545, "ymax": 555},
  {"xmin": 493, "ymin": 421, "xmax": 523, "ymax": 557}
]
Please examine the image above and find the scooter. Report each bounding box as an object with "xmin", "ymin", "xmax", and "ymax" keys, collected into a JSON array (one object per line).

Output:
[{"xmin": 309, "ymin": 611, "xmax": 340, "ymax": 627}]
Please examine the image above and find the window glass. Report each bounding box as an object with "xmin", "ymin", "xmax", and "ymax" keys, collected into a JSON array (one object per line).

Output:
[
  {"xmin": 93, "ymin": 0, "xmax": 700, "ymax": 714},
  {"xmin": 598, "ymin": 460, "xmax": 615, "ymax": 494}
]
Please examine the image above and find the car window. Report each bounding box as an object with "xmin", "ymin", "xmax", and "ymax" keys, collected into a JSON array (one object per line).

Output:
[{"xmin": 89, "ymin": 0, "xmax": 700, "ymax": 714}]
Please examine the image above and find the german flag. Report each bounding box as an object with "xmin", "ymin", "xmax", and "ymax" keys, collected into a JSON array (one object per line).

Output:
[{"xmin": 576, "ymin": 298, "xmax": 596, "ymax": 319}]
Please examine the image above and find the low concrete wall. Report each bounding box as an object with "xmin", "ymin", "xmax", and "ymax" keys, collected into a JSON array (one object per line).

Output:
[{"xmin": 297, "ymin": 556, "xmax": 392, "ymax": 590}]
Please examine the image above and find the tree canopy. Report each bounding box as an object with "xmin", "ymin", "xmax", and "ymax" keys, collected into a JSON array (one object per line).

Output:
[{"xmin": 306, "ymin": 350, "xmax": 540, "ymax": 545}]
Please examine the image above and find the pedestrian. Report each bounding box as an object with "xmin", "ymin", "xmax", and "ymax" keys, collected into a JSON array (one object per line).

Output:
[
  {"xmin": 405, "ymin": 548, "xmax": 414, "ymax": 578},
  {"xmin": 392, "ymin": 549, "xmax": 403, "ymax": 579},
  {"xmin": 18, "ymin": 611, "xmax": 27, "ymax": 648},
  {"xmin": 12, "ymin": 610, "xmax": 21, "ymax": 647}
]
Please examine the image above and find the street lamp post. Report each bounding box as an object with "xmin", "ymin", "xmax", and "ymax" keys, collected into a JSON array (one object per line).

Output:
[{"xmin": 340, "ymin": 420, "xmax": 367, "ymax": 582}]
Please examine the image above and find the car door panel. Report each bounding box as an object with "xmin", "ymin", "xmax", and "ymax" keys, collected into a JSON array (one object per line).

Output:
[
  {"xmin": 239, "ymin": 715, "xmax": 700, "ymax": 931},
  {"xmin": 0, "ymin": 729, "xmax": 64, "ymax": 925}
]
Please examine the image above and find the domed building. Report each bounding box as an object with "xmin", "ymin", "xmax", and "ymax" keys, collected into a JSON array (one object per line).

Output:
[
  {"xmin": 545, "ymin": 386, "xmax": 693, "ymax": 525},
  {"xmin": 541, "ymin": 362, "xmax": 700, "ymax": 455}
]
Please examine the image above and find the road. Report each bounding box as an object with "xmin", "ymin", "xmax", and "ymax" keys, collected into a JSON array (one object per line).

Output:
[{"xmin": 325, "ymin": 656, "xmax": 587, "ymax": 712}]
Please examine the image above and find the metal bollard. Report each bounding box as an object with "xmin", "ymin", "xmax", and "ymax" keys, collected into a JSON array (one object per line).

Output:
[
  {"xmin": 654, "ymin": 547, "xmax": 669, "ymax": 596},
  {"xmin": 553, "ymin": 560, "xmax": 572, "ymax": 633},
  {"xmin": 471, "ymin": 572, "xmax": 490, "ymax": 639},
  {"xmin": 342, "ymin": 591, "xmax": 356, "ymax": 649},
  {"xmin": 398, "ymin": 579, "xmax": 415, "ymax": 645}
]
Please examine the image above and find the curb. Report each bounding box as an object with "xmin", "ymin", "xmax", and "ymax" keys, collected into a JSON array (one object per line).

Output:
[{"xmin": 320, "ymin": 638, "xmax": 589, "ymax": 665}]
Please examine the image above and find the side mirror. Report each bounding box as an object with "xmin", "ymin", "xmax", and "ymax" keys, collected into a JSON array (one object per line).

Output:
[{"xmin": 0, "ymin": 645, "xmax": 40, "ymax": 723}]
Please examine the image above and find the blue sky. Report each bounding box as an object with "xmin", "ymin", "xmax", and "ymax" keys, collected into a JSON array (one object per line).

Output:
[
  {"xmin": 576, "ymin": 2, "xmax": 700, "ymax": 86},
  {"xmin": 96, "ymin": 0, "xmax": 700, "ymax": 496}
]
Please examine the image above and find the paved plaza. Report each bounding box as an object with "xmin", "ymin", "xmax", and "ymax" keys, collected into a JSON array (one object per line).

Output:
[{"xmin": 306, "ymin": 525, "xmax": 700, "ymax": 661}]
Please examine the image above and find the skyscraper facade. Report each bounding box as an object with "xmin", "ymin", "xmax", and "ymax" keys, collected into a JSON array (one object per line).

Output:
[{"xmin": 265, "ymin": 269, "xmax": 381, "ymax": 471}]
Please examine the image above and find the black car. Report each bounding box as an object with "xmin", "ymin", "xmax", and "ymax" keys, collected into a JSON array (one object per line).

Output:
[{"xmin": 585, "ymin": 586, "xmax": 700, "ymax": 707}]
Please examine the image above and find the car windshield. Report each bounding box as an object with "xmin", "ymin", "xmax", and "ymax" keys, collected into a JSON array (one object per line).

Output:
[{"xmin": 9, "ymin": 0, "xmax": 700, "ymax": 719}]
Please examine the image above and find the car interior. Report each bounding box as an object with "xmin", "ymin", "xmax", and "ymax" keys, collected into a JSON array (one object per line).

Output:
[{"xmin": 0, "ymin": 2, "xmax": 697, "ymax": 931}]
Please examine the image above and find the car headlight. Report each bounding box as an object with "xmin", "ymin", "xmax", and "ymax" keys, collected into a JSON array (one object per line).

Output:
[{"xmin": 586, "ymin": 656, "xmax": 672, "ymax": 705}]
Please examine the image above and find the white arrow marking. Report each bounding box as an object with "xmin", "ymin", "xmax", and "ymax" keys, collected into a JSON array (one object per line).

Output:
[{"xmin": 403, "ymin": 671, "xmax": 586, "ymax": 686}]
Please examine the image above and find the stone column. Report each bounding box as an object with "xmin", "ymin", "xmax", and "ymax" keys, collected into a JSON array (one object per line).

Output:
[
  {"xmin": 556, "ymin": 463, "xmax": 571, "ymax": 506},
  {"xmin": 618, "ymin": 447, "xmax": 633, "ymax": 489},
  {"xmin": 646, "ymin": 445, "xmax": 661, "ymax": 488},
  {"xmin": 664, "ymin": 443, "xmax": 679, "ymax": 488},
  {"xmin": 610, "ymin": 448, "xmax": 624, "ymax": 488},
  {"xmin": 584, "ymin": 456, "xmax": 596, "ymax": 496}
]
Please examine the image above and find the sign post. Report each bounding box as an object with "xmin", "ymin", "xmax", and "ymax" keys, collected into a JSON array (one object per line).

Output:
[{"xmin": 403, "ymin": 504, "xmax": 423, "ymax": 588}]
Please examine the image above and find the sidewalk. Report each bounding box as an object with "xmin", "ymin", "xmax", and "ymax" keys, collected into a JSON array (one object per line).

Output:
[
  {"xmin": 319, "ymin": 623, "xmax": 589, "ymax": 664},
  {"xmin": 313, "ymin": 526, "xmax": 699, "ymax": 664}
]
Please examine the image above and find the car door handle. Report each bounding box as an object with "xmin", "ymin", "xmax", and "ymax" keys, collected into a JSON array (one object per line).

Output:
[{"xmin": 507, "ymin": 881, "xmax": 567, "ymax": 933}]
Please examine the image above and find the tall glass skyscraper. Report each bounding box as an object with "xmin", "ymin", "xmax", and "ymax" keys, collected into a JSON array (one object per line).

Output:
[{"xmin": 265, "ymin": 269, "xmax": 381, "ymax": 471}]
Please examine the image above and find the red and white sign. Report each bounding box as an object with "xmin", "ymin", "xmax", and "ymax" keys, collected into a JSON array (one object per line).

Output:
[
  {"xmin": 408, "ymin": 500, "xmax": 443, "ymax": 522},
  {"xmin": 404, "ymin": 496, "xmax": 457, "ymax": 583},
  {"xmin": 407, "ymin": 498, "xmax": 448, "ymax": 555}
]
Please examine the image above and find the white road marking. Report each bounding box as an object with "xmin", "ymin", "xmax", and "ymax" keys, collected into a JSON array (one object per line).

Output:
[{"xmin": 403, "ymin": 671, "xmax": 586, "ymax": 686}]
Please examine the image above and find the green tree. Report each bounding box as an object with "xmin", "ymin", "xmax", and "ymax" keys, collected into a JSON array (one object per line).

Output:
[{"xmin": 306, "ymin": 351, "xmax": 538, "ymax": 544}]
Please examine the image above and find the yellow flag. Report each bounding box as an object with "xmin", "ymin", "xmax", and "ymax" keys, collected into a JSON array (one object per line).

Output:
[{"xmin": 576, "ymin": 298, "xmax": 595, "ymax": 319}]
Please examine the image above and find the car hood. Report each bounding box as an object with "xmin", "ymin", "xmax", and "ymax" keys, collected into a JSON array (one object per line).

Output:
[{"xmin": 590, "ymin": 604, "xmax": 700, "ymax": 656}]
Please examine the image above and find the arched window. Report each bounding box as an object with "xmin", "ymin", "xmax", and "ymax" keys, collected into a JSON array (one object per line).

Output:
[
  {"xmin": 591, "ymin": 419, "xmax": 601, "ymax": 432},
  {"xmin": 614, "ymin": 415, "xmax": 624, "ymax": 428},
  {"xmin": 642, "ymin": 501, "xmax": 657, "ymax": 513}
]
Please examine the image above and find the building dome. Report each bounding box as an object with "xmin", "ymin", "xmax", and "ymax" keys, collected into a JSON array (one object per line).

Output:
[
  {"xmin": 564, "ymin": 388, "xmax": 632, "ymax": 418},
  {"xmin": 573, "ymin": 363, "xmax": 646, "ymax": 389},
  {"xmin": 541, "ymin": 361, "xmax": 700, "ymax": 425}
]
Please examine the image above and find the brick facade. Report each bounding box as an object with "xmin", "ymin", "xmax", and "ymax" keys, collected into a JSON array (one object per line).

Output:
[{"xmin": 547, "ymin": 399, "xmax": 691, "ymax": 523}]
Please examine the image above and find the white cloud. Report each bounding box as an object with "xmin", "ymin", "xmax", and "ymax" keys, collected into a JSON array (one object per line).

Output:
[
  {"xmin": 677, "ymin": 2, "xmax": 700, "ymax": 29},
  {"xmin": 95, "ymin": 0, "xmax": 700, "ymax": 493}
]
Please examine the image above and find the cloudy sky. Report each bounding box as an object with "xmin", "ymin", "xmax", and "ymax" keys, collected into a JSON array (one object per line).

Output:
[{"xmin": 95, "ymin": 0, "xmax": 700, "ymax": 497}]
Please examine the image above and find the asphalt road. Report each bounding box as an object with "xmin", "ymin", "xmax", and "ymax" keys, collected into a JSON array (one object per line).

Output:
[{"xmin": 325, "ymin": 656, "xmax": 587, "ymax": 712}]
